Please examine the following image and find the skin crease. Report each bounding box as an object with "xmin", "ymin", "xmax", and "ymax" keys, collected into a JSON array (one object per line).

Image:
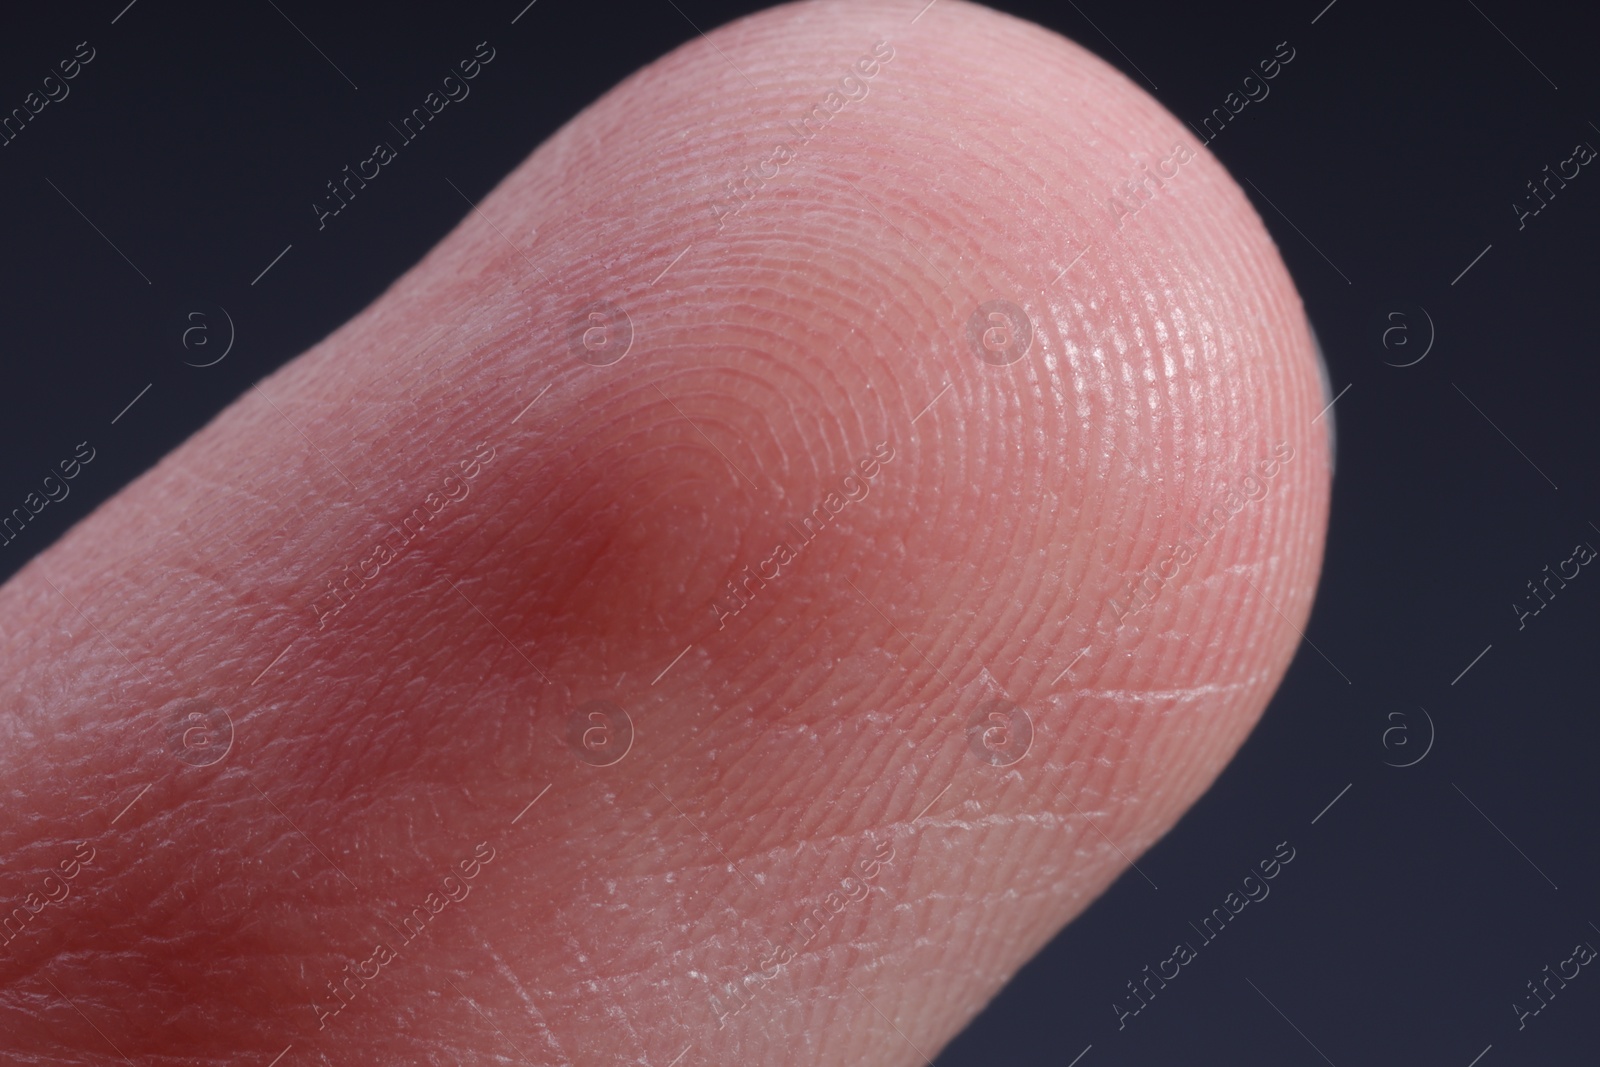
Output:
[{"xmin": 0, "ymin": 0, "xmax": 1329, "ymax": 1063}]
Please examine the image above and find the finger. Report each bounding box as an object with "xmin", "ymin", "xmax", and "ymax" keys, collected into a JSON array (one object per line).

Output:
[{"xmin": 0, "ymin": 0, "xmax": 1329, "ymax": 1064}]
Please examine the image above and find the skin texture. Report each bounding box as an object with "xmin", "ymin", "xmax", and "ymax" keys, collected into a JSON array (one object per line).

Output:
[{"xmin": 0, "ymin": 1, "xmax": 1329, "ymax": 1064}]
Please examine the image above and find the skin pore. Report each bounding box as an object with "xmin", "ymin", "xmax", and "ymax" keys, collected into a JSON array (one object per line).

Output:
[{"xmin": 0, "ymin": 1, "xmax": 1329, "ymax": 1064}]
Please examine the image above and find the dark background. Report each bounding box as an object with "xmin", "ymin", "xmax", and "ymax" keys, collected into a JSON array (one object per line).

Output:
[{"xmin": 2, "ymin": 0, "xmax": 1597, "ymax": 1063}]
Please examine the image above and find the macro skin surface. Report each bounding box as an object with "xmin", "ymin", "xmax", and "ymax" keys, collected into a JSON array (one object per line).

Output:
[{"xmin": 0, "ymin": 1, "xmax": 1329, "ymax": 1064}]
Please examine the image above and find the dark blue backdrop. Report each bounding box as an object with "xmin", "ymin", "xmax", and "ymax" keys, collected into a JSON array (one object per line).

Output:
[{"xmin": 1, "ymin": 1, "xmax": 1595, "ymax": 1064}]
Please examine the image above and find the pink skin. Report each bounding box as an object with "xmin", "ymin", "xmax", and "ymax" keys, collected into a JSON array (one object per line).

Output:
[{"xmin": 0, "ymin": 1, "xmax": 1328, "ymax": 1064}]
